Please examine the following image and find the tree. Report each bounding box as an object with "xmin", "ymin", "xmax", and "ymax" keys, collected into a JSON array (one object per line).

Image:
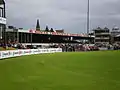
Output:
[
  {"xmin": 45, "ymin": 26, "xmax": 49, "ymax": 32},
  {"xmin": 50, "ymin": 28, "xmax": 54, "ymax": 32}
]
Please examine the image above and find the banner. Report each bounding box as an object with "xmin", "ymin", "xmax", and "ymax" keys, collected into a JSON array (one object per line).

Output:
[{"xmin": 0, "ymin": 48, "xmax": 62, "ymax": 59}]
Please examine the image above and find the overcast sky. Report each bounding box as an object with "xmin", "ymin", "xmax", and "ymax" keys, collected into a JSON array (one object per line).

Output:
[{"xmin": 5, "ymin": 0, "xmax": 120, "ymax": 33}]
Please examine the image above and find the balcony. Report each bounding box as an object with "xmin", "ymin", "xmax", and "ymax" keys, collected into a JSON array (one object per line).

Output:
[
  {"xmin": 95, "ymin": 42, "xmax": 109, "ymax": 44},
  {"xmin": 0, "ymin": 17, "xmax": 6, "ymax": 24},
  {"xmin": 95, "ymin": 33, "xmax": 110, "ymax": 35},
  {"xmin": 0, "ymin": 0, "xmax": 6, "ymax": 25},
  {"xmin": 95, "ymin": 37, "xmax": 110, "ymax": 39}
]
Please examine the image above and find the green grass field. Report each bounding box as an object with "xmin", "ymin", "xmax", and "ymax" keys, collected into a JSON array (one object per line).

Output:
[{"xmin": 0, "ymin": 51, "xmax": 120, "ymax": 90}]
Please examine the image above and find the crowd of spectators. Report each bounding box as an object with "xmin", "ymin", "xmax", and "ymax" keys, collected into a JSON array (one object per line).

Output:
[
  {"xmin": 0, "ymin": 40, "xmax": 27, "ymax": 50},
  {"xmin": 95, "ymin": 43, "xmax": 120, "ymax": 50},
  {"xmin": 50, "ymin": 44, "xmax": 99, "ymax": 52},
  {"xmin": 112, "ymin": 43, "xmax": 120, "ymax": 50},
  {"xmin": 50, "ymin": 43, "xmax": 120, "ymax": 52},
  {"xmin": 1, "ymin": 39, "xmax": 120, "ymax": 51}
]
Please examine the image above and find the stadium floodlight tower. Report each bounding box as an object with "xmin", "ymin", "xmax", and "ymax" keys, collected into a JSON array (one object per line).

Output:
[
  {"xmin": 0, "ymin": 0, "xmax": 6, "ymax": 43},
  {"xmin": 87, "ymin": 0, "xmax": 90, "ymax": 35}
]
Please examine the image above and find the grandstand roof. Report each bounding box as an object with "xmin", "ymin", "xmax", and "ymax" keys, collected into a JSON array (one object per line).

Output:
[
  {"xmin": 33, "ymin": 30, "xmax": 88, "ymax": 37},
  {"xmin": 17, "ymin": 29, "xmax": 88, "ymax": 37}
]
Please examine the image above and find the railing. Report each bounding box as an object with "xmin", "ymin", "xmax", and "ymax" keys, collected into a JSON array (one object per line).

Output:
[
  {"xmin": 95, "ymin": 42, "xmax": 109, "ymax": 44},
  {"xmin": 95, "ymin": 33, "xmax": 110, "ymax": 35},
  {"xmin": 95, "ymin": 37, "xmax": 110, "ymax": 39}
]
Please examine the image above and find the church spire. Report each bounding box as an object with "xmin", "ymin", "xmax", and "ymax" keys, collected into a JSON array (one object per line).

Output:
[{"xmin": 36, "ymin": 19, "xmax": 40, "ymax": 31}]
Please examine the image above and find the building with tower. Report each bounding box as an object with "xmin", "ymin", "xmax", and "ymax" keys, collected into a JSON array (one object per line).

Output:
[
  {"xmin": 93, "ymin": 27, "xmax": 110, "ymax": 45},
  {"xmin": 111, "ymin": 27, "xmax": 120, "ymax": 44}
]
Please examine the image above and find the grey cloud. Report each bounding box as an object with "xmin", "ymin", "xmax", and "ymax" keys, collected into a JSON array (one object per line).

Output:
[{"xmin": 5, "ymin": 0, "xmax": 120, "ymax": 33}]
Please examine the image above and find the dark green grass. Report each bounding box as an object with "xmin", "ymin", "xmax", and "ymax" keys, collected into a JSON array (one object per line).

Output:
[{"xmin": 0, "ymin": 51, "xmax": 120, "ymax": 90}]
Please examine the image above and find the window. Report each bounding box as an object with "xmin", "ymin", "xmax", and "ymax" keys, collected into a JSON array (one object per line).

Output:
[
  {"xmin": 0, "ymin": 8, "xmax": 3, "ymax": 17},
  {"xmin": 0, "ymin": 25, "xmax": 3, "ymax": 39}
]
